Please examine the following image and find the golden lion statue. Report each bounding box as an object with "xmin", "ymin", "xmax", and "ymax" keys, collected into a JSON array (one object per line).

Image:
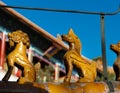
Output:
[
  {"xmin": 61, "ymin": 29, "xmax": 97, "ymax": 83},
  {"xmin": 2, "ymin": 30, "xmax": 35, "ymax": 84}
]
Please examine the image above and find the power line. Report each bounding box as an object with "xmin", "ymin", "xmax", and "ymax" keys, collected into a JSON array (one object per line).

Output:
[{"xmin": 0, "ymin": 5, "xmax": 120, "ymax": 15}]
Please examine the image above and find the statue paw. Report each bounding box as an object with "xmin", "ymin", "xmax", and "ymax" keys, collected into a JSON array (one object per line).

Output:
[{"xmin": 18, "ymin": 77, "xmax": 26, "ymax": 84}]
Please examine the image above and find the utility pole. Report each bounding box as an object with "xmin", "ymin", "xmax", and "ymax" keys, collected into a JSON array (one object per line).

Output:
[{"xmin": 100, "ymin": 14, "xmax": 108, "ymax": 81}]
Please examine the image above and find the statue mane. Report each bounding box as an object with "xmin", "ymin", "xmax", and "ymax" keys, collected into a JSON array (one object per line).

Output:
[
  {"xmin": 71, "ymin": 31, "xmax": 81, "ymax": 54},
  {"xmin": 8, "ymin": 30, "xmax": 30, "ymax": 48}
]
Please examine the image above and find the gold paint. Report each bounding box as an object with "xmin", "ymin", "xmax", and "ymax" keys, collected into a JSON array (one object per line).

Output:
[
  {"xmin": 7, "ymin": 30, "xmax": 35, "ymax": 84},
  {"xmin": 62, "ymin": 29, "xmax": 97, "ymax": 83}
]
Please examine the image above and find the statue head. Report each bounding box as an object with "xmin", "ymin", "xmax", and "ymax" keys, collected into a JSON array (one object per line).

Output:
[
  {"xmin": 8, "ymin": 30, "xmax": 30, "ymax": 48},
  {"xmin": 110, "ymin": 41, "xmax": 120, "ymax": 54},
  {"xmin": 62, "ymin": 28, "xmax": 81, "ymax": 54},
  {"xmin": 62, "ymin": 28, "xmax": 78, "ymax": 43}
]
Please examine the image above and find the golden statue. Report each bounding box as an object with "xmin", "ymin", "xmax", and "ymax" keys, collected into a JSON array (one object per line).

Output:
[
  {"xmin": 61, "ymin": 29, "xmax": 97, "ymax": 83},
  {"xmin": 2, "ymin": 30, "xmax": 35, "ymax": 84},
  {"xmin": 2, "ymin": 30, "xmax": 120, "ymax": 93},
  {"xmin": 110, "ymin": 41, "xmax": 120, "ymax": 81}
]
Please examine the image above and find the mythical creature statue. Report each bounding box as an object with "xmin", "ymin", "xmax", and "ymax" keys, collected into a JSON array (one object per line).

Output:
[
  {"xmin": 110, "ymin": 41, "xmax": 120, "ymax": 81},
  {"xmin": 2, "ymin": 30, "xmax": 35, "ymax": 84},
  {"xmin": 61, "ymin": 29, "xmax": 97, "ymax": 83},
  {"xmin": 2, "ymin": 29, "xmax": 120, "ymax": 93}
]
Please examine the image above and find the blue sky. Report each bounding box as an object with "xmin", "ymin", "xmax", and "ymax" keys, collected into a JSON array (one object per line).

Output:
[{"xmin": 1, "ymin": 0, "xmax": 120, "ymax": 66}]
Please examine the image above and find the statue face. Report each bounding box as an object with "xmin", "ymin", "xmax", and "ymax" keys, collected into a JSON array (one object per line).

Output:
[{"xmin": 110, "ymin": 41, "xmax": 120, "ymax": 53}]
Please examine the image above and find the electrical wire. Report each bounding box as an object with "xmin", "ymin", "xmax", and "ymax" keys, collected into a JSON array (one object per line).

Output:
[{"xmin": 0, "ymin": 5, "xmax": 120, "ymax": 15}]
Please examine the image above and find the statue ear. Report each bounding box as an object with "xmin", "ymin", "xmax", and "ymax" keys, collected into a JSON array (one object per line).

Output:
[
  {"xmin": 68, "ymin": 28, "xmax": 78, "ymax": 39},
  {"xmin": 68, "ymin": 28, "xmax": 74, "ymax": 35},
  {"xmin": 68, "ymin": 28, "xmax": 78, "ymax": 40}
]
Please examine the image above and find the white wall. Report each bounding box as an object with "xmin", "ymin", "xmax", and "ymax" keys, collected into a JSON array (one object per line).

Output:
[{"xmin": 0, "ymin": 69, "xmax": 18, "ymax": 81}]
